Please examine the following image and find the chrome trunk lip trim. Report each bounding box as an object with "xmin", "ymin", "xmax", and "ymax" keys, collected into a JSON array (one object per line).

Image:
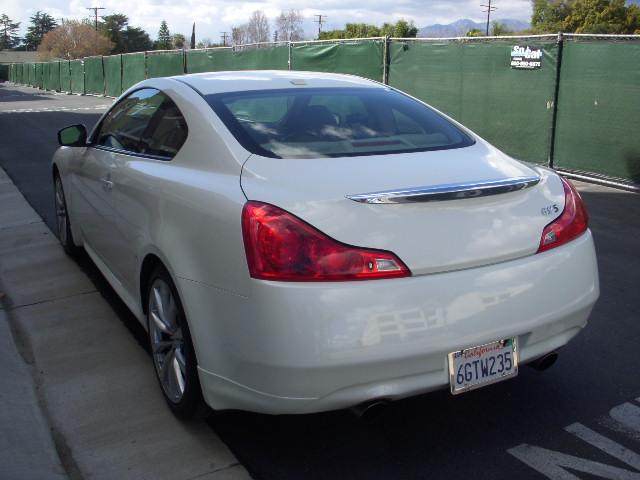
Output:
[{"xmin": 346, "ymin": 175, "xmax": 541, "ymax": 204}]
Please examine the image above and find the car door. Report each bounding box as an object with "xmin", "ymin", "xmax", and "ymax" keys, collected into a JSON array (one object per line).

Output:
[
  {"xmin": 74, "ymin": 88, "xmax": 165, "ymax": 275},
  {"xmin": 108, "ymin": 92, "xmax": 190, "ymax": 291}
]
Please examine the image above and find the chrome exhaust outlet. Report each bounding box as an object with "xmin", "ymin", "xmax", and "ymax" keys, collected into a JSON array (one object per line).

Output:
[
  {"xmin": 529, "ymin": 351, "xmax": 559, "ymax": 371},
  {"xmin": 350, "ymin": 399, "xmax": 390, "ymax": 421}
]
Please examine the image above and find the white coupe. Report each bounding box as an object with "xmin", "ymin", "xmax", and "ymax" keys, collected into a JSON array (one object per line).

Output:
[{"xmin": 52, "ymin": 71, "xmax": 599, "ymax": 417}]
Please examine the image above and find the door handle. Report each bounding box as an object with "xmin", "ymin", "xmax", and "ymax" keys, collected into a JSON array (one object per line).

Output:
[{"xmin": 102, "ymin": 178, "xmax": 113, "ymax": 191}]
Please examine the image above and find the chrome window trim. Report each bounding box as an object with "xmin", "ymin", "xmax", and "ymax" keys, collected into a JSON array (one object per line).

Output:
[
  {"xmin": 346, "ymin": 176, "xmax": 541, "ymax": 204},
  {"xmin": 91, "ymin": 144, "xmax": 172, "ymax": 162}
]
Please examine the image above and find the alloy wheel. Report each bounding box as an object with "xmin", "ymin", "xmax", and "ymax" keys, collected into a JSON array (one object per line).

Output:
[
  {"xmin": 54, "ymin": 177, "xmax": 68, "ymax": 245},
  {"xmin": 148, "ymin": 278, "xmax": 187, "ymax": 403}
]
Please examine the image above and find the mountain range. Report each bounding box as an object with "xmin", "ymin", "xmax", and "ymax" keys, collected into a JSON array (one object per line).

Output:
[{"xmin": 418, "ymin": 18, "xmax": 531, "ymax": 37}]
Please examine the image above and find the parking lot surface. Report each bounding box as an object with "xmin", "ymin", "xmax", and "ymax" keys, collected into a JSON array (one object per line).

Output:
[{"xmin": 1, "ymin": 83, "xmax": 639, "ymax": 480}]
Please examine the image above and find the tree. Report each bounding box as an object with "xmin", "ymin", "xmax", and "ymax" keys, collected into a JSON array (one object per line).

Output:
[
  {"xmin": 196, "ymin": 38, "xmax": 218, "ymax": 48},
  {"xmin": 319, "ymin": 20, "xmax": 417, "ymax": 40},
  {"xmin": 531, "ymin": 0, "xmax": 572, "ymax": 33},
  {"xmin": 38, "ymin": 21, "xmax": 113, "ymax": 60},
  {"xmin": 390, "ymin": 19, "xmax": 418, "ymax": 37},
  {"xmin": 276, "ymin": 10, "xmax": 304, "ymax": 41},
  {"xmin": 0, "ymin": 14, "xmax": 21, "ymax": 49},
  {"xmin": 99, "ymin": 13, "xmax": 128, "ymax": 53},
  {"xmin": 531, "ymin": 0, "xmax": 639, "ymax": 34},
  {"xmin": 247, "ymin": 10, "xmax": 270, "ymax": 43},
  {"xmin": 156, "ymin": 20, "xmax": 172, "ymax": 49},
  {"xmin": 24, "ymin": 11, "xmax": 57, "ymax": 50},
  {"xmin": 466, "ymin": 28, "xmax": 484, "ymax": 37},
  {"xmin": 232, "ymin": 25, "xmax": 249, "ymax": 45},
  {"xmin": 190, "ymin": 23, "xmax": 195, "ymax": 49},
  {"xmin": 491, "ymin": 21, "xmax": 512, "ymax": 35},
  {"xmin": 122, "ymin": 26, "xmax": 152, "ymax": 52},
  {"xmin": 564, "ymin": 0, "xmax": 628, "ymax": 33},
  {"xmin": 173, "ymin": 33, "xmax": 186, "ymax": 49}
]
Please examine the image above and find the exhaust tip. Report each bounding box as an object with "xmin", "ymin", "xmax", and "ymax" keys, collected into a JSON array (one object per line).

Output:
[
  {"xmin": 530, "ymin": 351, "xmax": 559, "ymax": 371},
  {"xmin": 351, "ymin": 399, "xmax": 391, "ymax": 421}
]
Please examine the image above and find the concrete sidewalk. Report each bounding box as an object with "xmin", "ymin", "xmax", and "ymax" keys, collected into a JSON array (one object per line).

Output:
[{"xmin": 0, "ymin": 166, "xmax": 249, "ymax": 479}]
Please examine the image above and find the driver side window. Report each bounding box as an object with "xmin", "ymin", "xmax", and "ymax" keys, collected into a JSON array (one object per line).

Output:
[{"xmin": 95, "ymin": 88, "xmax": 165, "ymax": 154}]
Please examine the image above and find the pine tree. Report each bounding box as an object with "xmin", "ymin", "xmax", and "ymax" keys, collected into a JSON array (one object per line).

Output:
[
  {"xmin": 0, "ymin": 14, "xmax": 21, "ymax": 49},
  {"xmin": 156, "ymin": 20, "xmax": 172, "ymax": 49},
  {"xmin": 24, "ymin": 11, "xmax": 57, "ymax": 50}
]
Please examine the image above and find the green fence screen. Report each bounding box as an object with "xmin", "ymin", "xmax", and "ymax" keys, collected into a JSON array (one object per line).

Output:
[
  {"xmin": 0, "ymin": 64, "xmax": 7, "ymax": 82},
  {"xmin": 35, "ymin": 63, "xmax": 42, "ymax": 88},
  {"xmin": 103, "ymin": 54, "xmax": 122, "ymax": 97},
  {"xmin": 292, "ymin": 42, "xmax": 384, "ymax": 81},
  {"xmin": 29, "ymin": 63, "xmax": 36, "ymax": 86},
  {"xmin": 41, "ymin": 62, "xmax": 49, "ymax": 89},
  {"xmin": 84, "ymin": 56, "xmax": 104, "ymax": 95},
  {"xmin": 24, "ymin": 63, "xmax": 31, "ymax": 85},
  {"xmin": 553, "ymin": 41, "xmax": 640, "ymax": 182},
  {"xmin": 70, "ymin": 60, "xmax": 84, "ymax": 94},
  {"xmin": 122, "ymin": 52, "xmax": 146, "ymax": 91},
  {"xmin": 186, "ymin": 46, "xmax": 289, "ymax": 73},
  {"xmin": 147, "ymin": 51, "xmax": 184, "ymax": 79},
  {"xmin": 50, "ymin": 61, "xmax": 61, "ymax": 91},
  {"xmin": 60, "ymin": 61, "xmax": 71, "ymax": 92},
  {"xmin": 389, "ymin": 40, "xmax": 558, "ymax": 164}
]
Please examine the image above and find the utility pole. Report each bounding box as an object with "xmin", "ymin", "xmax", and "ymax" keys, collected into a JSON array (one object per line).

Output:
[
  {"xmin": 480, "ymin": 0, "xmax": 497, "ymax": 36},
  {"xmin": 314, "ymin": 14, "xmax": 327, "ymax": 39},
  {"xmin": 220, "ymin": 32, "xmax": 229, "ymax": 46},
  {"xmin": 86, "ymin": 6, "xmax": 105, "ymax": 31}
]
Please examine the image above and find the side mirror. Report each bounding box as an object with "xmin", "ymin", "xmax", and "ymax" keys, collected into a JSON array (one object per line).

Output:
[{"xmin": 58, "ymin": 124, "xmax": 87, "ymax": 147}]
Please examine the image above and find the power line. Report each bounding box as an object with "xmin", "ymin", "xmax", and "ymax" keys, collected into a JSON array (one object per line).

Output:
[
  {"xmin": 86, "ymin": 7, "xmax": 105, "ymax": 31},
  {"xmin": 220, "ymin": 31, "xmax": 229, "ymax": 46},
  {"xmin": 480, "ymin": 0, "xmax": 497, "ymax": 36},
  {"xmin": 314, "ymin": 14, "xmax": 327, "ymax": 39}
]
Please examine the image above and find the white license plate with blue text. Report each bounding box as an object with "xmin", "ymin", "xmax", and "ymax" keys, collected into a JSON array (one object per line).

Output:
[{"xmin": 448, "ymin": 338, "xmax": 519, "ymax": 394}]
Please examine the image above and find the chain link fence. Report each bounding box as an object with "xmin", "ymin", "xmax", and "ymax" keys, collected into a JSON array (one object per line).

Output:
[{"xmin": 4, "ymin": 34, "xmax": 640, "ymax": 188}]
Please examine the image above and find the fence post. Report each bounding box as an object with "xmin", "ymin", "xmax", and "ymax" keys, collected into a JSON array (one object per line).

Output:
[
  {"xmin": 383, "ymin": 36, "xmax": 390, "ymax": 84},
  {"xmin": 548, "ymin": 32, "xmax": 564, "ymax": 168},
  {"xmin": 288, "ymin": 42, "xmax": 292, "ymax": 71}
]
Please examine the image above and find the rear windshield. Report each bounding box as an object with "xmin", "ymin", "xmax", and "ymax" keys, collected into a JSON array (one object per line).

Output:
[{"xmin": 205, "ymin": 87, "xmax": 474, "ymax": 158}]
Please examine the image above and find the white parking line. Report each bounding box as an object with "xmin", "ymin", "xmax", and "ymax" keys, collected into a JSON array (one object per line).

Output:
[
  {"xmin": 509, "ymin": 397, "xmax": 640, "ymax": 479},
  {"xmin": 0, "ymin": 105, "xmax": 110, "ymax": 114}
]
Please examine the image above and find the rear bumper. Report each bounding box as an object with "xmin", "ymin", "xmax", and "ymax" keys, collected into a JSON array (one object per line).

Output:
[{"xmin": 180, "ymin": 231, "xmax": 599, "ymax": 414}]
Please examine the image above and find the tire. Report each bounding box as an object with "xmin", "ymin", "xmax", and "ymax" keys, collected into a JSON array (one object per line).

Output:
[
  {"xmin": 54, "ymin": 174, "xmax": 78, "ymax": 256},
  {"xmin": 146, "ymin": 265, "xmax": 204, "ymax": 418}
]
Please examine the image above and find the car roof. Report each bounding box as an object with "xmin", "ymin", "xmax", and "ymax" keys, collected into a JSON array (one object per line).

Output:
[{"xmin": 173, "ymin": 70, "xmax": 383, "ymax": 95}]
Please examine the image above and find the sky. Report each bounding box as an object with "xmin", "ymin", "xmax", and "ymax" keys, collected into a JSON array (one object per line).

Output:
[{"xmin": 3, "ymin": 0, "xmax": 533, "ymax": 42}]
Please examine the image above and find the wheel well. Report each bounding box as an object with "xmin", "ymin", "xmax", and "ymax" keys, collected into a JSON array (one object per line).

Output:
[{"xmin": 140, "ymin": 254, "xmax": 163, "ymax": 314}]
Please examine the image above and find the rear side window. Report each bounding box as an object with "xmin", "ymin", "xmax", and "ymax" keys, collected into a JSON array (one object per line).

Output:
[
  {"xmin": 205, "ymin": 87, "xmax": 474, "ymax": 159},
  {"xmin": 95, "ymin": 88, "xmax": 188, "ymax": 159},
  {"xmin": 96, "ymin": 89, "xmax": 164, "ymax": 153},
  {"xmin": 141, "ymin": 101, "xmax": 188, "ymax": 158}
]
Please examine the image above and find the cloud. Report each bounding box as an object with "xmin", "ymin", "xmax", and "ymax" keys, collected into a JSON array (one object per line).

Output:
[{"xmin": 5, "ymin": 0, "xmax": 532, "ymax": 42}]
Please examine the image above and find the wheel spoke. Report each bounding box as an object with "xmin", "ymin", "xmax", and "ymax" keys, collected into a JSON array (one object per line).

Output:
[
  {"xmin": 174, "ymin": 346, "xmax": 186, "ymax": 374},
  {"xmin": 172, "ymin": 353, "xmax": 185, "ymax": 394},
  {"xmin": 150, "ymin": 310, "xmax": 171, "ymax": 335}
]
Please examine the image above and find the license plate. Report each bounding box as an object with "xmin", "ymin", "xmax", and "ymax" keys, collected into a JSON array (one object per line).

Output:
[{"xmin": 448, "ymin": 338, "xmax": 519, "ymax": 394}]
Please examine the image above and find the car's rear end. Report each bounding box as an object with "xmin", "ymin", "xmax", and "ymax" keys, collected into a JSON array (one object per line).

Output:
[{"xmin": 188, "ymin": 73, "xmax": 599, "ymax": 413}]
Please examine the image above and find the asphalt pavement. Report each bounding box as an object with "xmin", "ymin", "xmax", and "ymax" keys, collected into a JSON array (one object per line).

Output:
[{"xmin": 1, "ymin": 82, "xmax": 639, "ymax": 480}]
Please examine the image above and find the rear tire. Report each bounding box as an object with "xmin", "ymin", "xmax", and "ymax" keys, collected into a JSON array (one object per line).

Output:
[
  {"xmin": 146, "ymin": 265, "xmax": 204, "ymax": 419},
  {"xmin": 54, "ymin": 174, "xmax": 78, "ymax": 256}
]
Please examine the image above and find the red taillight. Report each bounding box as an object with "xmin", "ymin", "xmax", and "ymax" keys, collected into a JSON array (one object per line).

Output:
[
  {"xmin": 537, "ymin": 177, "xmax": 589, "ymax": 253},
  {"xmin": 241, "ymin": 201, "xmax": 410, "ymax": 281}
]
